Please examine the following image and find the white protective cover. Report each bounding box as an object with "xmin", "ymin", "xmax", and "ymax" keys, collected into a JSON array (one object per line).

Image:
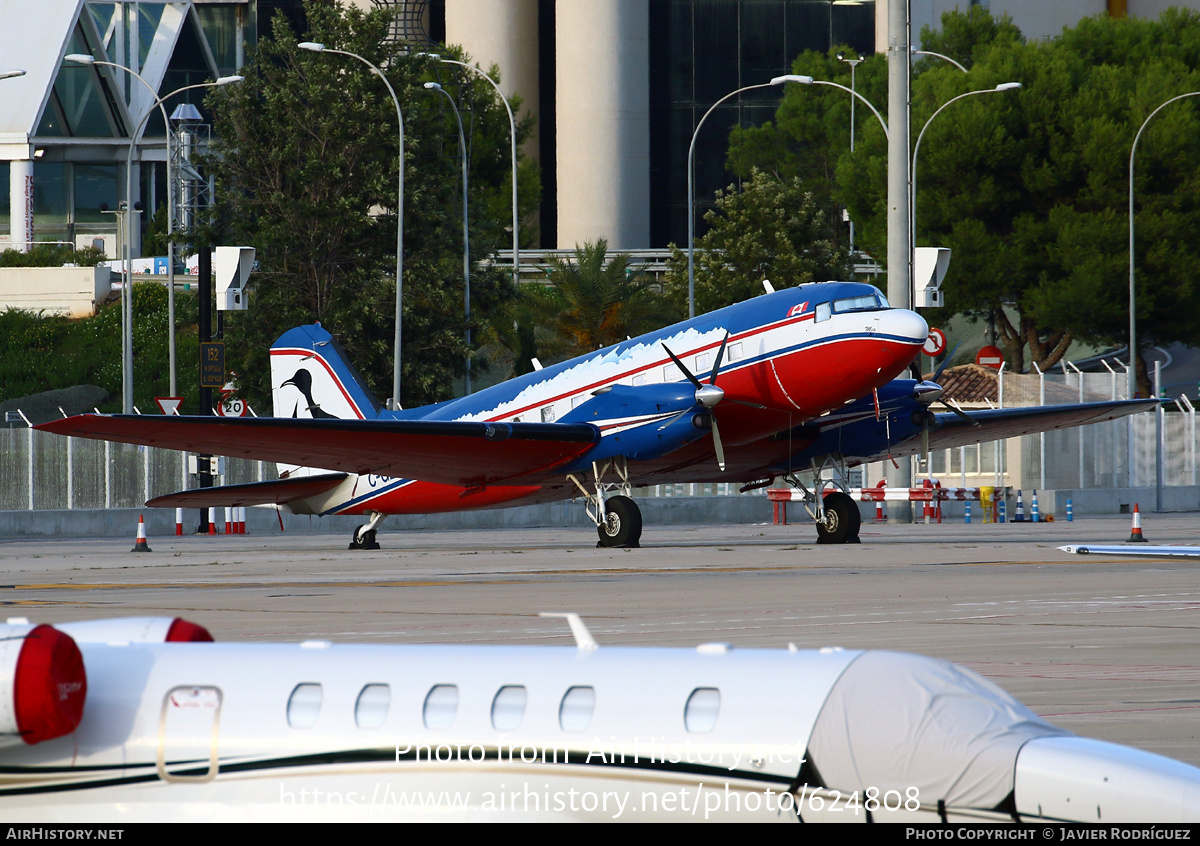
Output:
[{"xmin": 806, "ymin": 651, "xmax": 1070, "ymax": 811}]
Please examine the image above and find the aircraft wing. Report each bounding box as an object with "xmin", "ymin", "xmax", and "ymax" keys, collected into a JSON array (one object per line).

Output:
[
  {"xmin": 36, "ymin": 414, "xmax": 600, "ymax": 488},
  {"xmin": 871, "ymin": 398, "xmax": 1160, "ymax": 462}
]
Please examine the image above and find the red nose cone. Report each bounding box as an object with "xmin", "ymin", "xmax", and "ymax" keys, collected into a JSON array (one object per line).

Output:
[
  {"xmin": 14, "ymin": 625, "xmax": 87, "ymax": 745},
  {"xmin": 165, "ymin": 618, "xmax": 215, "ymax": 643}
]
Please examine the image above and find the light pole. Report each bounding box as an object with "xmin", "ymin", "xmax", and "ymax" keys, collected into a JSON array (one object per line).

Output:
[
  {"xmin": 424, "ymin": 81, "xmax": 473, "ymax": 395},
  {"xmin": 836, "ymin": 53, "xmax": 865, "ymax": 256},
  {"xmin": 1128, "ymin": 91, "xmax": 1200, "ymax": 399},
  {"xmin": 686, "ymin": 81, "xmax": 781, "ymax": 318},
  {"xmin": 431, "ymin": 57, "xmax": 520, "ymax": 292},
  {"xmin": 911, "ymin": 48, "xmax": 968, "ymax": 74},
  {"xmin": 911, "ymin": 83, "xmax": 1021, "ymax": 299},
  {"xmin": 835, "ymin": 53, "xmax": 866, "ymax": 152},
  {"xmin": 66, "ymin": 53, "xmax": 241, "ymax": 412},
  {"xmin": 298, "ymin": 42, "xmax": 406, "ymax": 410}
]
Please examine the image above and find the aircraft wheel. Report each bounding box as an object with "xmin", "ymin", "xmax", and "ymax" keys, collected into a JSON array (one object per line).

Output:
[
  {"xmin": 815, "ymin": 491, "xmax": 861, "ymax": 545},
  {"xmin": 349, "ymin": 526, "xmax": 380, "ymax": 550},
  {"xmin": 596, "ymin": 495, "xmax": 642, "ymax": 548}
]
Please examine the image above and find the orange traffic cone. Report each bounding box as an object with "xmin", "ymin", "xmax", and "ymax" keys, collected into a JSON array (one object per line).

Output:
[
  {"xmin": 1128, "ymin": 504, "xmax": 1148, "ymax": 543},
  {"xmin": 131, "ymin": 514, "xmax": 152, "ymax": 553}
]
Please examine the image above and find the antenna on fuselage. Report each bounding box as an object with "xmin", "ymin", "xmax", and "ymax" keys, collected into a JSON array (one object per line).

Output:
[
  {"xmin": 539, "ymin": 612, "xmax": 598, "ymax": 650},
  {"xmin": 762, "ymin": 279, "xmax": 775, "ymax": 294}
]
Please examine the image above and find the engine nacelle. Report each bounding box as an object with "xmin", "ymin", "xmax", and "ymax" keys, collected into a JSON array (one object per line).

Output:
[
  {"xmin": 0, "ymin": 621, "xmax": 86, "ymax": 747},
  {"xmin": 560, "ymin": 383, "xmax": 711, "ymax": 466}
]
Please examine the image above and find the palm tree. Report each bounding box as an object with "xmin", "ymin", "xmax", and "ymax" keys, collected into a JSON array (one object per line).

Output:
[{"xmin": 533, "ymin": 239, "xmax": 679, "ymax": 361}]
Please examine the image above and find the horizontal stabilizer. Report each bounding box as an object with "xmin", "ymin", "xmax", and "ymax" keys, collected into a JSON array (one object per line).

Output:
[{"xmin": 147, "ymin": 473, "xmax": 349, "ymax": 508}]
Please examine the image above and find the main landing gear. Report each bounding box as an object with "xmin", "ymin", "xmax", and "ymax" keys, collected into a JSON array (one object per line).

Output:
[
  {"xmin": 349, "ymin": 510, "xmax": 385, "ymax": 550},
  {"xmin": 783, "ymin": 456, "xmax": 863, "ymax": 545},
  {"xmin": 568, "ymin": 457, "xmax": 643, "ymax": 548}
]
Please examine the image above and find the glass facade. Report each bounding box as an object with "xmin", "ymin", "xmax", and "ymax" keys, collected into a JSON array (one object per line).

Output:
[{"xmin": 648, "ymin": 0, "xmax": 875, "ymax": 247}]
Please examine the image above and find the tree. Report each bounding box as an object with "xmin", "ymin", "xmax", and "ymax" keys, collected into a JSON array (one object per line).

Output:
[
  {"xmin": 731, "ymin": 8, "xmax": 1200, "ymax": 391},
  {"xmin": 524, "ymin": 240, "xmax": 680, "ymax": 363},
  {"xmin": 663, "ymin": 169, "xmax": 850, "ymax": 315},
  {"xmin": 205, "ymin": 1, "xmax": 539, "ymax": 411}
]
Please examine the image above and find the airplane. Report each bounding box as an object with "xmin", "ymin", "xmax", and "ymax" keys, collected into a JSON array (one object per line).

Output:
[
  {"xmin": 36, "ymin": 280, "xmax": 1159, "ymax": 549},
  {"xmin": 1060, "ymin": 544, "xmax": 1200, "ymax": 558},
  {"xmin": 4, "ymin": 612, "xmax": 1200, "ymax": 822}
]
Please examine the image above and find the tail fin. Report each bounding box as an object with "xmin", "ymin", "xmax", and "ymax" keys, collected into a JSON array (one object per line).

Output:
[{"xmin": 270, "ymin": 324, "xmax": 383, "ymax": 420}]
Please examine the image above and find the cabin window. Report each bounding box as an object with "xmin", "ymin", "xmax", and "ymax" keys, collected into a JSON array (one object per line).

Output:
[
  {"xmin": 684, "ymin": 687, "xmax": 720, "ymax": 734},
  {"xmin": 695, "ymin": 352, "xmax": 710, "ymax": 372},
  {"xmin": 286, "ymin": 683, "xmax": 323, "ymax": 729},
  {"xmin": 355, "ymin": 684, "xmax": 391, "ymax": 729},
  {"xmin": 663, "ymin": 363, "xmax": 681, "ymax": 381},
  {"xmin": 728, "ymin": 342, "xmax": 743, "ymax": 361},
  {"xmin": 632, "ymin": 372, "xmax": 647, "ymax": 386},
  {"xmin": 423, "ymin": 684, "xmax": 459, "ymax": 729},
  {"xmin": 571, "ymin": 395, "xmax": 586, "ymax": 409},
  {"xmin": 559, "ymin": 686, "xmax": 596, "ymax": 731},
  {"xmin": 541, "ymin": 405, "xmax": 556, "ymax": 423},
  {"xmin": 491, "ymin": 685, "xmax": 528, "ymax": 731},
  {"xmin": 815, "ymin": 302, "xmax": 832, "ymax": 323}
]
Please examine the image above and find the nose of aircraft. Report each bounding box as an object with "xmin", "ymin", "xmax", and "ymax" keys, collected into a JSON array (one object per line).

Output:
[{"xmin": 879, "ymin": 308, "xmax": 929, "ymax": 349}]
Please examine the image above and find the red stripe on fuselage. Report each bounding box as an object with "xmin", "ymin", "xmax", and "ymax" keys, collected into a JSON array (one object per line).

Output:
[{"xmin": 334, "ymin": 480, "xmax": 544, "ymax": 515}]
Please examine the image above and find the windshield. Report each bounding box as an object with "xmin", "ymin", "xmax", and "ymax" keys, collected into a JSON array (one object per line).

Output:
[{"xmin": 832, "ymin": 290, "xmax": 889, "ymax": 314}]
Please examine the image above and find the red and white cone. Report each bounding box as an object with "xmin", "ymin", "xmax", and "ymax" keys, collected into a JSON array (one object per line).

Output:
[
  {"xmin": 175, "ymin": 508, "xmax": 184, "ymax": 536},
  {"xmin": 239, "ymin": 506, "xmax": 247, "ymax": 534},
  {"xmin": 131, "ymin": 514, "xmax": 152, "ymax": 553},
  {"xmin": 1128, "ymin": 503, "xmax": 1148, "ymax": 542},
  {"xmin": 208, "ymin": 507, "xmax": 217, "ymax": 535},
  {"xmin": 225, "ymin": 507, "xmax": 232, "ymax": 535}
]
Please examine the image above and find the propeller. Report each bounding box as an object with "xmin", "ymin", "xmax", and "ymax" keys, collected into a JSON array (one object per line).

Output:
[{"xmin": 661, "ymin": 335, "xmax": 730, "ymax": 471}]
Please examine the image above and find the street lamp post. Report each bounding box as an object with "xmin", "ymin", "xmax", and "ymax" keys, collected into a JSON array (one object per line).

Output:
[
  {"xmin": 911, "ymin": 48, "xmax": 969, "ymax": 74},
  {"xmin": 424, "ymin": 81, "xmax": 473, "ymax": 395},
  {"xmin": 835, "ymin": 53, "xmax": 866, "ymax": 152},
  {"xmin": 433, "ymin": 58, "xmax": 520, "ymax": 292},
  {"xmin": 910, "ymin": 83, "xmax": 1021, "ymax": 301},
  {"xmin": 66, "ymin": 53, "xmax": 241, "ymax": 412},
  {"xmin": 1128, "ymin": 91, "xmax": 1200, "ymax": 399},
  {"xmin": 686, "ymin": 81, "xmax": 780, "ymax": 319},
  {"xmin": 298, "ymin": 42, "xmax": 406, "ymax": 410}
]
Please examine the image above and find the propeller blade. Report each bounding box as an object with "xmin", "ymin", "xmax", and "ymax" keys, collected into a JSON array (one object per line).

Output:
[
  {"xmin": 931, "ymin": 342, "xmax": 962, "ymax": 382},
  {"xmin": 709, "ymin": 333, "xmax": 729, "ymax": 384},
  {"xmin": 711, "ymin": 414, "xmax": 726, "ymax": 472},
  {"xmin": 937, "ymin": 399, "xmax": 981, "ymax": 427},
  {"xmin": 662, "ymin": 343, "xmax": 704, "ymax": 391}
]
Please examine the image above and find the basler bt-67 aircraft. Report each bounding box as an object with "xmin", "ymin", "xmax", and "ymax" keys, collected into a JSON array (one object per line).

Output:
[{"xmin": 37, "ymin": 281, "xmax": 1156, "ymax": 548}]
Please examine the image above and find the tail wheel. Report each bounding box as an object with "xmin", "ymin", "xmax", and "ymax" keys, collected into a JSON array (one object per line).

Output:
[
  {"xmin": 816, "ymin": 491, "xmax": 861, "ymax": 545},
  {"xmin": 349, "ymin": 526, "xmax": 380, "ymax": 550},
  {"xmin": 597, "ymin": 495, "xmax": 643, "ymax": 548}
]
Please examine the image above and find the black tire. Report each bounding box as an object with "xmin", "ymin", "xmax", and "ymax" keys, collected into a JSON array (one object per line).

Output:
[
  {"xmin": 348, "ymin": 526, "xmax": 380, "ymax": 550},
  {"xmin": 815, "ymin": 491, "xmax": 861, "ymax": 545},
  {"xmin": 596, "ymin": 495, "xmax": 643, "ymax": 548}
]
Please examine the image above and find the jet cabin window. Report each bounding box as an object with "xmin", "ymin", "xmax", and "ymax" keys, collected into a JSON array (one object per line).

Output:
[
  {"xmin": 684, "ymin": 687, "xmax": 720, "ymax": 734},
  {"xmin": 355, "ymin": 684, "xmax": 391, "ymax": 729},
  {"xmin": 559, "ymin": 686, "xmax": 596, "ymax": 732},
  {"xmin": 491, "ymin": 685, "xmax": 528, "ymax": 731},
  {"xmin": 287, "ymin": 683, "xmax": 323, "ymax": 729},
  {"xmin": 423, "ymin": 684, "xmax": 459, "ymax": 729}
]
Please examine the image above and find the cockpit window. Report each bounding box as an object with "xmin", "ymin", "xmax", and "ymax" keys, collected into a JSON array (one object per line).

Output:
[
  {"xmin": 832, "ymin": 291, "xmax": 889, "ymax": 314},
  {"xmin": 815, "ymin": 302, "xmax": 832, "ymax": 323}
]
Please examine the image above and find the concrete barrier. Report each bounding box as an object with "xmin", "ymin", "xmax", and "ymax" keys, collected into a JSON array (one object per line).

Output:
[{"xmin": 0, "ymin": 495, "xmax": 772, "ymax": 540}]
